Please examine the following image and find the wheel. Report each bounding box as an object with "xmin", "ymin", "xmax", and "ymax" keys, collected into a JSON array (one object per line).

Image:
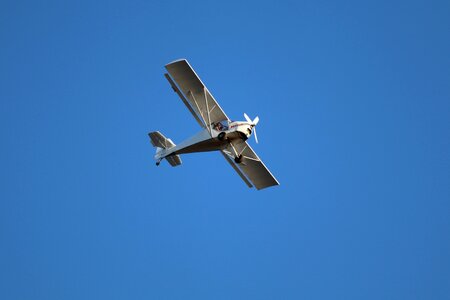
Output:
[
  {"xmin": 239, "ymin": 132, "xmax": 248, "ymax": 141},
  {"xmin": 156, "ymin": 161, "xmax": 160, "ymax": 166},
  {"xmin": 218, "ymin": 132, "xmax": 226, "ymax": 141},
  {"xmin": 234, "ymin": 155, "xmax": 243, "ymax": 164}
]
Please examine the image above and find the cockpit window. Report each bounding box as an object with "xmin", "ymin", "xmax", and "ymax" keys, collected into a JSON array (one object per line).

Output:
[{"xmin": 213, "ymin": 121, "xmax": 229, "ymax": 131}]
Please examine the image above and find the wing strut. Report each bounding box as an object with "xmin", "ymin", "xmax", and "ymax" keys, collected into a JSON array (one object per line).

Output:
[
  {"xmin": 165, "ymin": 59, "xmax": 231, "ymax": 127},
  {"xmin": 204, "ymin": 87, "xmax": 212, "ymax": 134},
  {"xmin": 188, "ymin": 90, "xmax": 207, "ymax": 128},
  {"xmin": 220, "ymin": 151, "xmax": 253, "ymax": 188},
  {"xmin": 224, "ymin": 146, "xmax": 260, "ymax": 163},
  {"xmin": 164, "ymin": 74, "xmax": 204, "ymax": 127}
]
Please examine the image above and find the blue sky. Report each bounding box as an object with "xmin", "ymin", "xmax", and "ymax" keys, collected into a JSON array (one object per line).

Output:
[{"xmin": 1, "ymin": 0, "xmax": 449, "ymax": 299}]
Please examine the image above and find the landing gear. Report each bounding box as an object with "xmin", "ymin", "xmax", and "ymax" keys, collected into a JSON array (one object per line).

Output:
[
  {"xmin": 234, "ymin": 155, "xmax": 243, "ymax": 164},
  {"xmin": 239, "ymin": 132, "xmax": 248, "ymax": 141},
  {"xmin": 218, "ymin": 132, "xmax": 226, "ymax": 141},
  {"xmin": 156, "ymin": 161, "xmax": 160, "ymax": 166}
]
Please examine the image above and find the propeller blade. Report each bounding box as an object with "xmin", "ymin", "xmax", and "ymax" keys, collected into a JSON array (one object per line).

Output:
[
  {"xmin": 243, "ymin": 113, "xmax": 251, "ymax": 123},
  {"xmin": 244, "ymin": 113, "xmax": 260, "ymax": 143}
]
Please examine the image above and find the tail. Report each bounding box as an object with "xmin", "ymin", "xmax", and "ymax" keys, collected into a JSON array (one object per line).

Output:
[{"xmin": 148, "ymin": 131, "xmax": 182, "ymax": 167}]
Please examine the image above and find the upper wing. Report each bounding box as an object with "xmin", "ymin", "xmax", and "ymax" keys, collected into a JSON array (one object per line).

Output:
[
  {"xmin": 165, "ymin": 59, "xmax": 230, "ymax": 130},
  {"xmin": 222, "ymin": 141, "xmax": 279, "ymax": 190}
]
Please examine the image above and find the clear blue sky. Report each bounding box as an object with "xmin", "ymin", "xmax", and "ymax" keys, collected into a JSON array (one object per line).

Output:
[{"xmin": 1, "ymin": 0, "xmax": 449, "ymax": 299}]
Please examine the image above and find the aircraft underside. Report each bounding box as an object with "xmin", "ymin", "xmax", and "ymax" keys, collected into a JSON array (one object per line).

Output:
[{"xmin": 171, "ymin": 131, "xmax": 246, "ymax": 155}]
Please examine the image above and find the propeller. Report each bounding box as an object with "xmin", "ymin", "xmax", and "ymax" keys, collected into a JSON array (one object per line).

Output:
[
  {"xmin": 253, "ymin": 126, "xmax": 259, "ymax": 144},
  {"xmin": 244, "ymin": 113, "xmax": 260, "ymax": 143}
]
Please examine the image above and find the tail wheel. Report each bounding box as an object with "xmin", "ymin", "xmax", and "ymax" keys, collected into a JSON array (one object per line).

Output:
[
  {"xmin": 234, "ymin": 155, "xmax": 243, "ymax": 164},
  {"xmin": 218, "ymin": 132, "xmax": 226, "ymax": 141}
]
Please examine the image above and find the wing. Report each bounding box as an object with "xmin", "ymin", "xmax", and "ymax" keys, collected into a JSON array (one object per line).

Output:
[
  {"xmin": 165, "ymin": 59, "xmax": 230, "ymax": 131},
  {"xmin": 222, "ymin": 141, "xmax": 279, "ymax": 190},
  {"xmin": 220, "ymin": 151, "xmax": 253, "ymax": 188}
]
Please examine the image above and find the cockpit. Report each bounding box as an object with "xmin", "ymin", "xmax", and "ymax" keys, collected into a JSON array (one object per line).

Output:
[{"xmin": 212, "ymin": 120, "xmax": 229, "ymax": 131}]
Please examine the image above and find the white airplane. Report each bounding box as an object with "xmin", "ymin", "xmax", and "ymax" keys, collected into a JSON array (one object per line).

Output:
[{"xmin": 149, "ymin": 59, "xmax": 279, "ymax": 190}]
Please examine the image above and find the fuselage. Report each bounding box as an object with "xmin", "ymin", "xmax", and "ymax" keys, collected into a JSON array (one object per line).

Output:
[{"xmin": 155, "ymin": 120, "xmax": 253, "ymax": 160}]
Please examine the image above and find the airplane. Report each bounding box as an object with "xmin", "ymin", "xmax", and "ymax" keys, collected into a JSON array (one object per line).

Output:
[{"xmin": 148, "ymin": 59, "xmax": 279, "ymax": 190}]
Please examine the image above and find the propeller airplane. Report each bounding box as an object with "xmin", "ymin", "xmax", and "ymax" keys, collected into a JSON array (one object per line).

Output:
[{"xmin": 148, "ymin": 59, "xmax": 279, "ymax": 190}]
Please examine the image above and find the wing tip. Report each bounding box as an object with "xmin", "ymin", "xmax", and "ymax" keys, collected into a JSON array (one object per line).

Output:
[
  {"xmin": 255, "ymin": 181, "xmax": 280, "ymax": 191},
  {"xmin": 166, "ymin": 58, "xmax": 188, "ymax": 66}
]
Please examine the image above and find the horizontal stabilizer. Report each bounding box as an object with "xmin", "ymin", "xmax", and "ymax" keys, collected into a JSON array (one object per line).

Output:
[
  {"xmin": 149, "ymin": 131, "xmax": 175, "ymax": 149},
  {"xmin": 148, "ymin": 131, "xmax": 182, "ymax": 167},
  {"xmin": 166, "ymin": 155, "xmax": 182, "ymax": 167}
]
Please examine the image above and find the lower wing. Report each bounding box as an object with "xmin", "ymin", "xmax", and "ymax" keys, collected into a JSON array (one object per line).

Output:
[{"xmin": 221, "ymin": 141, "xmax": 279, "ymax": 190}]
